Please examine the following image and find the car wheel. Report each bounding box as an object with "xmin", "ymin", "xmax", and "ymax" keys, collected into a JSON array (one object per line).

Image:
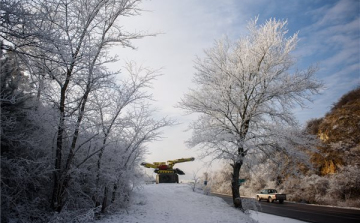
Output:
[
  {"xmin": 268, "ymin": 197, "xmax": 273, "ymax": 203},
  {"xmin": 257, "ymin": 196, "xmax": 261, "ymax": 202},
  {"xmin": 279, "ymin": 199, "xmax": 284, "ymax": 204}
]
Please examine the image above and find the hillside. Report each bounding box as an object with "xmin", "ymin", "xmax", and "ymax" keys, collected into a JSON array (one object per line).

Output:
[{"xmin": 307, "ymin": 86, "xmax": 360, "ymax": 175}]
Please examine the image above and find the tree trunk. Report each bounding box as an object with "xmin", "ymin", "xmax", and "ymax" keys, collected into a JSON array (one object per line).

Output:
[
  {"xmin": 111, "ymin": 183, "xmax": 118, "ymax": 204},
  {"xmin": 231, "ymin": 160, "xmax": 243, "ymax": 210},
  {"xmin": 231, "ymin": 125, "xmax": 248, "ymax": 210},
  {"xmin": 51, "ymin": 88, "xmax": 67, "ymax": 211},
  {"xmin": 95, "ymin": 141, "xmax": 106, "ymax": 206},
  {"xmin": 101, "ymin": 186, "xmax": 108, "ymax": 213},
  {"xmin": 51, "ymin": 69, "xmax": 72, "ymax": 211}
]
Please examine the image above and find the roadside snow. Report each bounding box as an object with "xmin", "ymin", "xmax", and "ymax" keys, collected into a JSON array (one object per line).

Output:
[
  {"xmin": 248, "ymin": 211, "xmax": 306, "ymax": 223},
  {"xmin": 98, "ymin": 184, "xmax": 307, "ymax": 223}
]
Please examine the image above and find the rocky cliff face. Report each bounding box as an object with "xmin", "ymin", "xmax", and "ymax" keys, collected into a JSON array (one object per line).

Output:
[
  {"xmin": 307, "ymin": 87, "xmax": 360, "ymax": 175},
  {"xmin": 319, "ymin": 99, "xmax": 360, "ymax": 145}
]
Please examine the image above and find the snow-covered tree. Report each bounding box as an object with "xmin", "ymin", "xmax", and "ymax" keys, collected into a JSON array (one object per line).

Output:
[
  {"xmin": 8, "ymin": 0, "xmax": 152, "ymax": 211},
  {"xmin": 0, "ymin": 49, "xmax": 54, "ymax": 222},
  {"xmin": 89, "ymin": 66, "xmax": 173, "ymax": 211},
  {"xmin": 1, "ymin": 0, "xmax": 171, "ymax": 219},
  {"xmin": 179, "ymin": 18, "xmax": 322, "ymax": 209}
]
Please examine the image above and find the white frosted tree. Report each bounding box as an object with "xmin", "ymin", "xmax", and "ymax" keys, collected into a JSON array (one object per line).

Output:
[
  {"xmin": 179, "ymin": 18, "xmax": 323, "ymax": 209},
  {"xmin": 20, "ymin": 0, "xmax": 149, "ymax": 211},
  {"xmin": 1, "ymin": 0, "xmax": 167, "ymax": 215},
  {"xmin": 88, "ymin": 63, "xmax": 172, "ymax": 212}
]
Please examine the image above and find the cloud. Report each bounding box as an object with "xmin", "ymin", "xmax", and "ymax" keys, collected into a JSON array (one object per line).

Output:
[
  {"xmin": 293, "ymin": 1, "xmax": 359, "ymax": 125},
  {"xmin": 315, "ymin": 0, "xmax": 358, "ymax": 26}
]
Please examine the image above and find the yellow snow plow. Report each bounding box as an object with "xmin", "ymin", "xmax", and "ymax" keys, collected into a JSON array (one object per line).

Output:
[{"xmin": 141, "ymin": 157, "xmax": 195, "ymax": 183}]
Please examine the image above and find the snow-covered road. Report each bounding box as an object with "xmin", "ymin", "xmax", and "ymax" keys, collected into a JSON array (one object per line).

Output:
[{"xmin": 98, "ymin": 184, "xmax": 307, "ymax": 223}]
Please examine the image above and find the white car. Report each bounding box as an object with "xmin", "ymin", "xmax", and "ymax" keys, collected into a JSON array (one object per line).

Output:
[{"xmin": 256, "ymin": 189, "xmax": 286, "ymax": 204}]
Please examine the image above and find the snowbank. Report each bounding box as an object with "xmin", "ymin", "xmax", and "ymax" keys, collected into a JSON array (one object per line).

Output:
[{"xmin": 98, "ymin": 183, "xmax": 307, "ymax": 223}]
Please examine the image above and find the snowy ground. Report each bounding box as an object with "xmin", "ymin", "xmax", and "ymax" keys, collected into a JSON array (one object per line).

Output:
[{"xmin": 98, "ymin": 183, "xmax": 307, "ymax": 223}]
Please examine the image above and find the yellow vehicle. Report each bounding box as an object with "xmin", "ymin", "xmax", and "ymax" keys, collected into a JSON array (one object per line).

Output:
[{"xmin": 141, "ymin": 157, "xmax": 195, "ymax": 183}]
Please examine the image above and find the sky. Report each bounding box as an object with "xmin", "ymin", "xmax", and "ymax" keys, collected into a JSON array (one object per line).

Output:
[
  {"xmin": 98, "ymin": 183, "xmax": 307, "ymax": 223},
  {"xmin": 110, "ymin": 0, "xmax": 360, "ymax": 179}
]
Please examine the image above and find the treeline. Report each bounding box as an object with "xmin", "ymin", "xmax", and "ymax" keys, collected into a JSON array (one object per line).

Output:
[
  {"xmin": 1, "ymin": 1, "xmax": 171, "ymax": 222},
  {"xmin": 208, "ymin": 86, "xmax": 360, "ymax": 207}
]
